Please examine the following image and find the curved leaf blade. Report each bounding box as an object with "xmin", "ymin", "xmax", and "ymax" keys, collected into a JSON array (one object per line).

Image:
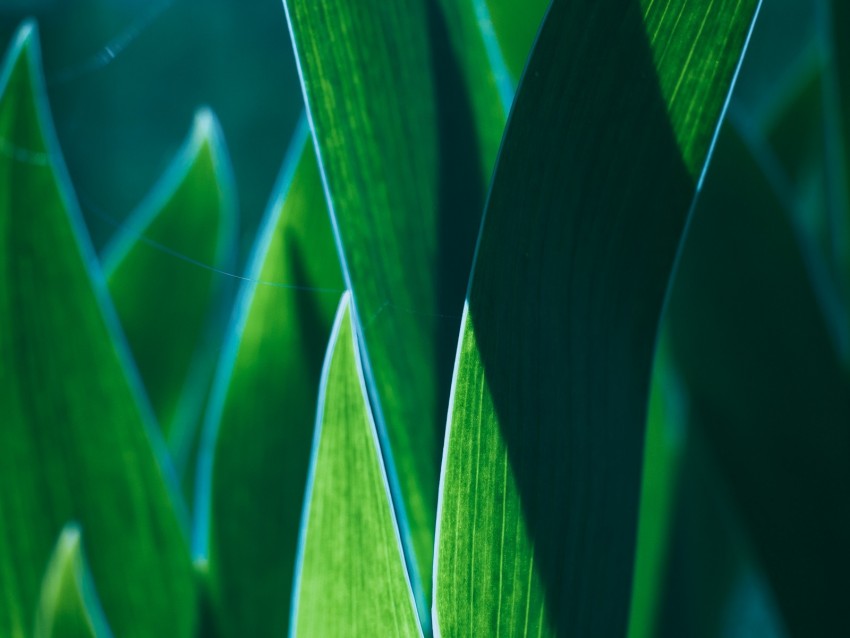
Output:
[
  {"xmin": 666, "ymin": 125, "xmax": 850, "ymax": 635},
  {"xmin": 282, "ymin": 0, "xmax": 509, "ymax": 605},
  {"xmin": 0, "ymin": 22, "xmax": 196, "ymax": 638},
  {"xmin": 292, "ymin": 294, "xmax": 421, "ymax": 638},
  {"xmin": 434, "ymin": 1, "xmax": 761, "ymax": 635},
  {"xmin": 34, "ymin": 524, "xmax": 112, "ymax": 638},
  {"xmin": 101, "ymin": 108, "xmax": 237, "ymax": 468},
  {"xmin": 196, "ymin": 121, "xmax": 344, "ymax": 638}
]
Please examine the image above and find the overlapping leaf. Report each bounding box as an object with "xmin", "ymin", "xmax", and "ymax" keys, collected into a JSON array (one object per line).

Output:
[
  {"xmin": 283, "ymin": 0, "xmax": 509, "ymax": 608},
  {"xmin": 101, "ymin": 108, "xmax": 237, "ymax": 471},
  {"xmin": 0, "ymin": 23, "xmax": 196, "ymax": 638},
  {"xmin": 195, "ymin": 122, "xmax": 343, "ymax": 637},
  {"xmin": 434, "ymin": 1, "xmax": 761, "ymax": 635},
  {"xmin": 665, "ymin": 124, "xmax": 850, "ymax": 635},
  {"xmin": 291, "ymin": 294, "xmax": 421, "ymax": 638}
]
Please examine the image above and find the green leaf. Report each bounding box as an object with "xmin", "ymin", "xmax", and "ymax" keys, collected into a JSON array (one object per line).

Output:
[
  {"xmin": 434, "ymin": 1, "xmax": 761, "ymax": 635},
  {"xmin": 195, "ymin": 121, "xmax": 343, "ymax": 637},
  {"xmin": 484, "ymin": 0, "xmax": 550, "ymax": 81},
  {"xmin": 627, "ymin": 339, "xmax": 686, "ymax": 638},
  {"xmin": 34, "ymin": 524, "xmax": 111, "ymax": 638},
  {"xmin": 283, "ymin": 0, "xmax": 508, "ymax": 609},
  {"xmin": 291, "ymin": 293, "xmax": 421, "ymax": 638},
  {"xmin": 655, "ymin": 427, "xmax": 787, "ymax": 638},
  {"xmin": 101, "ymin": 108, "xmax": 237, "ymax": 472},
  {"xmin": 0, "ymin": 22, "xmax": 196, "ymax": 638},
  {"xmin": 665, "ymin": 124, "xmax": 850, "ymax": 635}
]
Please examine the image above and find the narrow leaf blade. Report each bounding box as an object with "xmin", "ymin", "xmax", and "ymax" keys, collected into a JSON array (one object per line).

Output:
[
  {"xmin": 292, "ymin": 293, "xmax": 421, "ymax": 638},
  {"xmin": 101, "ymin": 108, "xmax": 237, "ymax": 468},
  {"xmin": 197, "ymin": 122, "xmax": 343, "ymax": 637},
  {"xmin": 34, "ymin": 524, "xmax": 112, "ymax": 638}
]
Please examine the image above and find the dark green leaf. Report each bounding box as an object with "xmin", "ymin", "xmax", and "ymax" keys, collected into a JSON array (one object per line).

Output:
[
  {"xmin": 292, "ymin": 294, "xmax": 421, "ymax": 638},
  {"xmin": 34, "ymin": 524, "xmax": 112, "ymax": 638},
  {"xmin": 666, "ymin": 124, "xmax": 850, "ymax": 635},
  {"xmin": 627, "ymin": 339, "xmax": 685, "ymax": 638},
  {"xmin": 0, "ymin": 22, "xmax": 196, "ymax": 638},
  {"xmin": 101, "ymin": 108, "xmax": 237, "ymax": 471},
  {"xmin": 655, "ymin": 426, "xmax": 787, "ymax": 638},
  {"xmin": 434, "ymin": 1, "xmax": 760, "ymax": 635},
  {"xmin": 194, "ymin": 122, "xmax": 343, "ymax": 637}
]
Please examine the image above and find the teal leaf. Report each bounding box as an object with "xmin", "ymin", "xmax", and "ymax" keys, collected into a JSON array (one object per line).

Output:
[
  {"xmin": 434, "ymin": 1, "xmax": 761, "ymax": 635},
  {"xmin": 0, "ymin": 22, "xmax": 196, "ymax": 638},
  {"xmin": 291, "ymin": 293, "xmax": 421, "ymax": 638},
  {"xmin": 665, "ymin": 124, "xmax": 850, "ymax": 635},
  {"xmin": 34, "ymin": 524, "xmax": 112, "ymax": 638},
  {"xmin": 195, "ymin": 120, "xmax": 343, "ymax": 637},
  {"xmin": 101, "ymin": 108, "xmax": 237, "ymax": 472}
]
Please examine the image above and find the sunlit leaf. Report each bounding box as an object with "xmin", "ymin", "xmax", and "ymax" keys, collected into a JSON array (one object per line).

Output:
[
  {"xmin": 101, "ymin": 108, "xmax": 237, "ymax": 472},
  {"xmin": 283, "ymin": 0, "xmax": 508, "ymax": 611},
  {"xmin": 34, "ymin": 524, "xmax": 112, "ymax": 638},
  {"xmin": 291, "ymin": 294, "xmax": 421, "ymax": 638},
  {"xmin": 435, "ymin": 1, "xmax": 761, "ymax": 635},
  {"xmin": 194, "ymin": 121, "xmax": 343, "ymax": 637},
  {"xmin": 0, "ymin": 22, "xmax": 196, "ymax": 638}
]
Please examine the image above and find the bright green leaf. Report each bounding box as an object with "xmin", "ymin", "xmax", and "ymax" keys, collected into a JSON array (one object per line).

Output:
[
  {"xmin": 665, "ymin": 124, "xmax": 850, "ymax": 635},
  {"xmin": 283, "ymin": 0, "xmax": 508, "ymax": 610},
  {"xmin": 101, "ymin": 108, "xmax": 237, "ymax": 472},
  {"xmin": 34, "ymin": 524, "xmax": 111, "ymax": 638},
  {"xmin": 292, "ymin": 293, "xmax": 422, "ymax": 638},
  {"xmin": 434, "ymin": 1, "xmax": 761, "ymax": 635},
  {"xmin": 0, "ymin": 22, "xmax": 196, "ymax": 638},
  {"xmin": 195, "ymin": 121, "xmax": 344, "ymax": 637}
]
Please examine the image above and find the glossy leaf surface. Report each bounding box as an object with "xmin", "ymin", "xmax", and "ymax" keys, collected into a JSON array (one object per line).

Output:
[
  {"xmin": 435, "ymin": 0, "xmax": 761, "ymax": 635},
  {"xmin": 292, "ymin": 295, "xmax": 421, "ymax": 638},
  {"xmin": 101, "ymin": 109, "xmax": 237, "ymax": 467},
  {"xmin": 196, "ymin": 122, "xmax": 343, "ymax": 638},
  {"xmin": 0, "ymin": 23, "xmax": 196, "ymax": 638}
]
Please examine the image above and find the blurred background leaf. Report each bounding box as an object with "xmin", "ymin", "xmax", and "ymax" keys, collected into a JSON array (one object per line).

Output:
[
  {"xmin": 34, "ymin": 524, "xmax": 112, "ymax": 638},
  {"xmin": 101, "ymin": 108, "xmax": 237, "ymax": 482},
  {"xmin": 0, "ymin": 0, "xmax": 302, "ymax": 257},
  {"xmin": 196, "ymin": 121, "xmax": 343, "ymax": 638},
  {"xmin": 0, "ymin": 24, "xmax": 196, "ymax": 638}
]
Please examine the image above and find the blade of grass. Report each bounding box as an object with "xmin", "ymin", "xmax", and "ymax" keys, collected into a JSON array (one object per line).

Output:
[
  {"xmin": 34, "ymin": 524, "xmax": 112, "ymax": 638},
  {"xmin": 101, "ymin": 108, "xmax": 237, "ymax": 475},
  {"xmin": 291, "ymin": 293, "xmax": 421, "ymax": 638},
  {"xmin": 0, "ymin": 22, "xmax": 196, "ymax": 638},
  {"xmin": 434, "ymin": 0, "xmax": 761, "ymax": 635},
  {"xmin": 194, "ymin": 119, "xmax": 343, "ymax": 638}
]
